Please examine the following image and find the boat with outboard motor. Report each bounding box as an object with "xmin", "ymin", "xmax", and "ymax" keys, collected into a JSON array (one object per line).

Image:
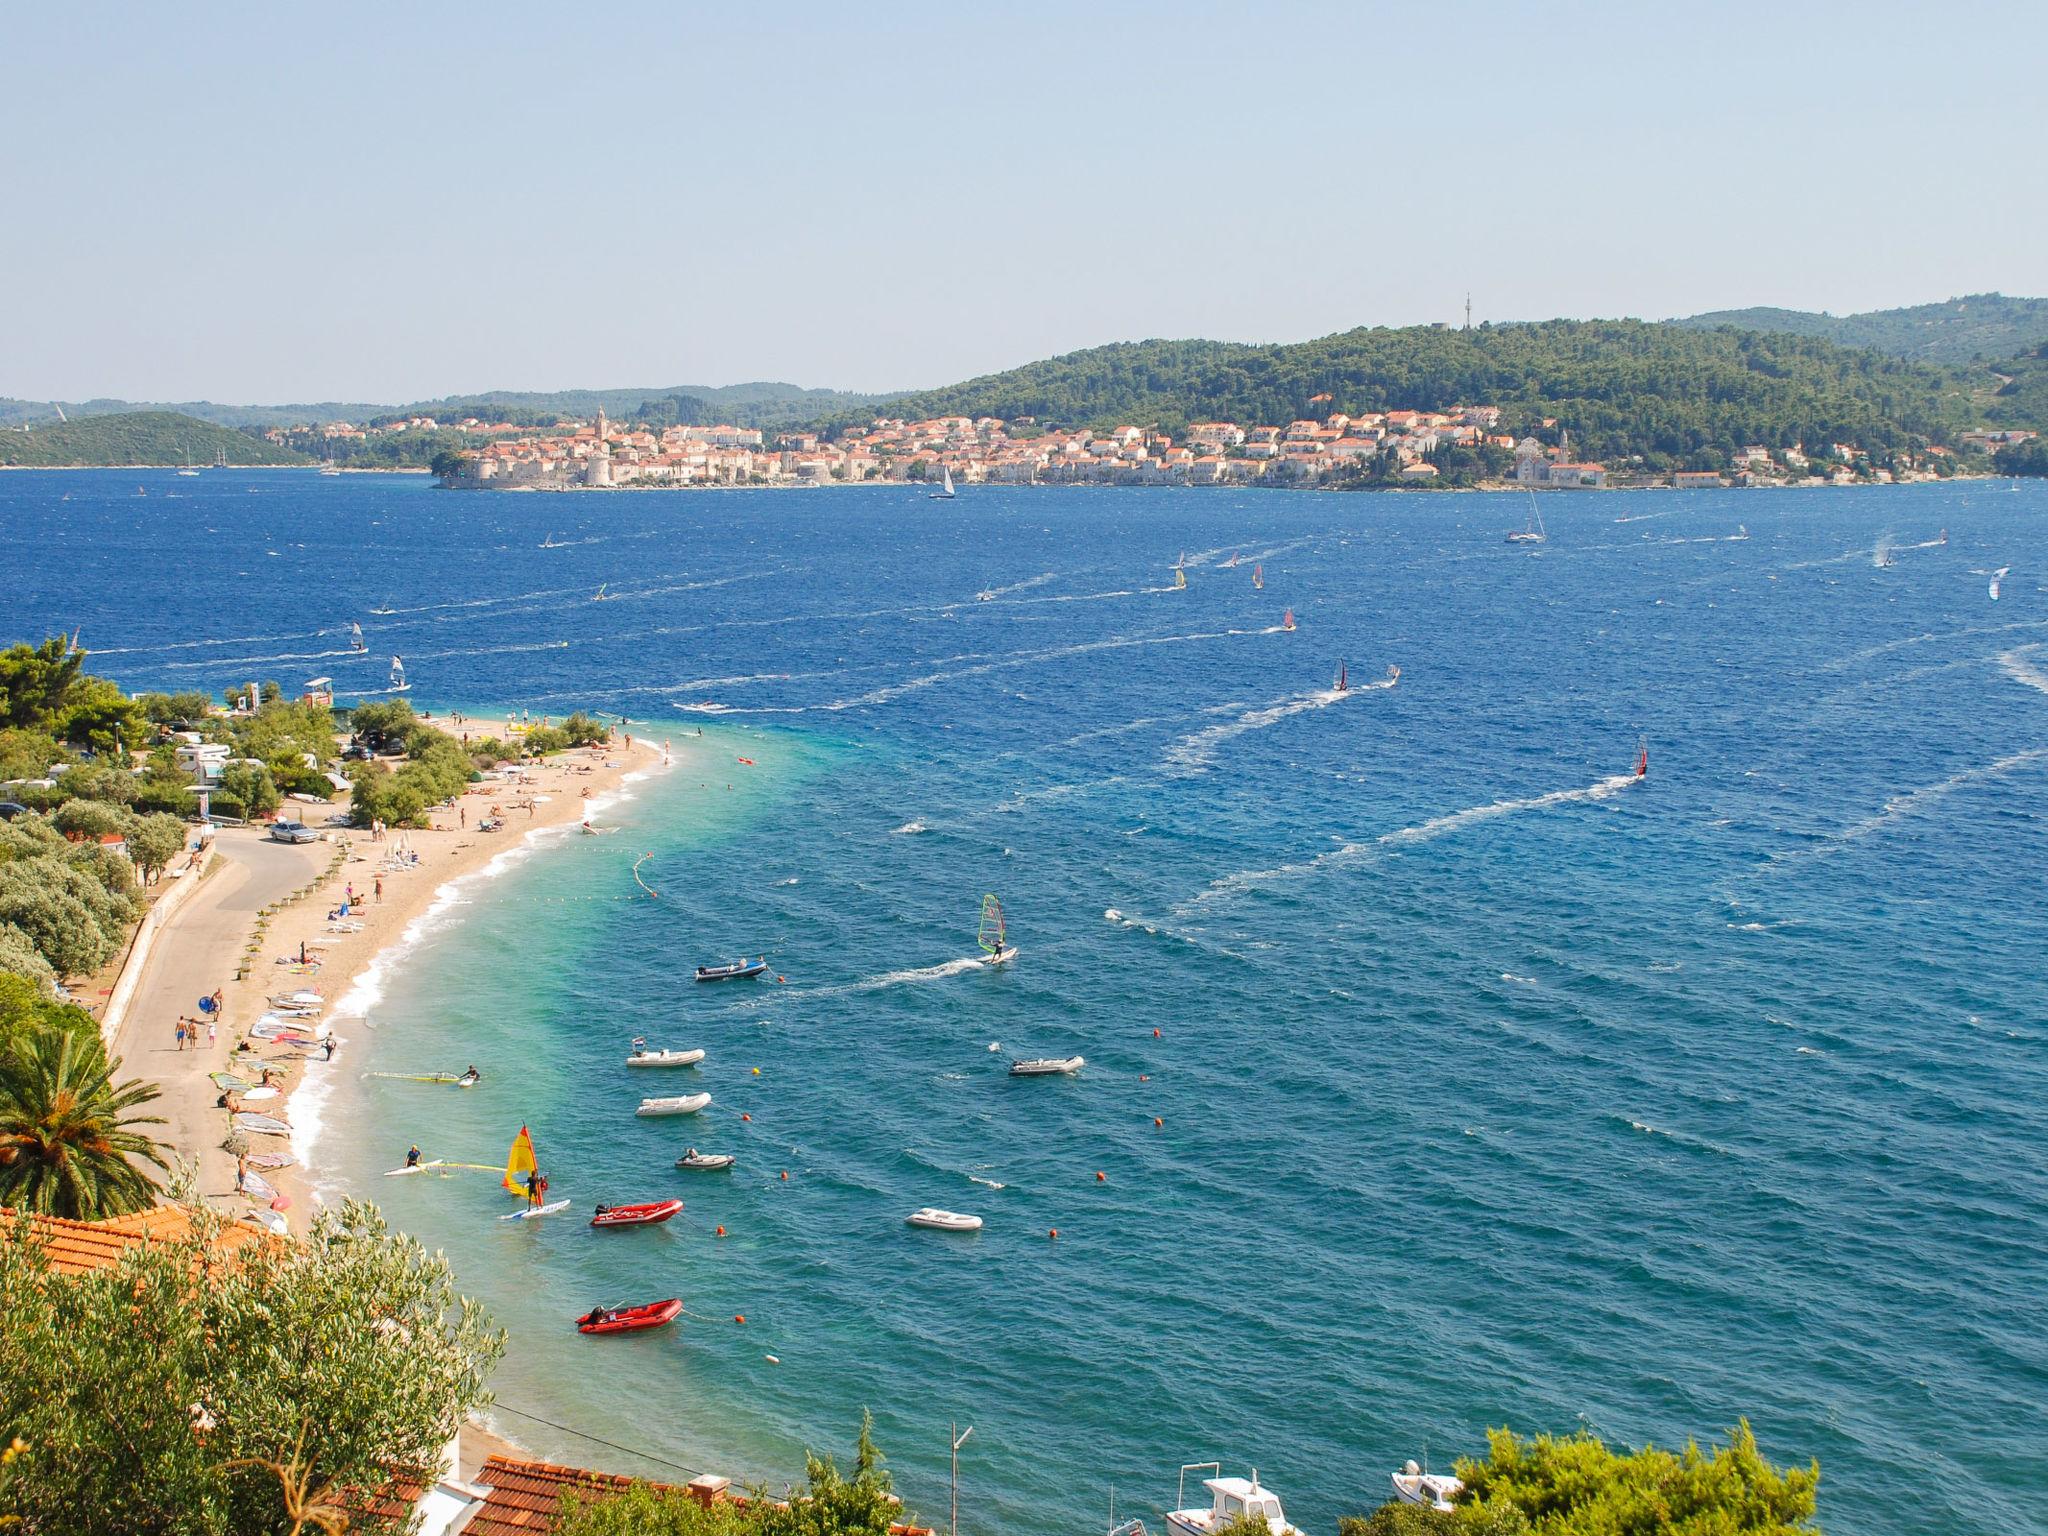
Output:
[
  {"xmin": 591, "ymin": 1198, "xmax": 683, "ymax": 1228},
  {"xmin": 627, "ymin": 1046, "xmax": 706, "ymax": 1068},
  {"xmin": 636, "ymin": 1093, "xmax": 711, "ymax": 1117},
  {"xmin": 907, "ymin": 1207, "xmax": 983, "ymax": 1231},
  {"xmin": 1391, "ymin": 1461, "xmax": 1464, "ymax": 1512},
  {"xmin": 1010, "ymin": 1055, "xmax": 1085, "ymax": 1076},
  {"xmin": 694, "ymin": 958, "xmax": 768, "ymax": 982},
  {"xmin": 576, "ymin": 1297, "xmax": 682, "ymax": 1335},
  {"xmin": 676, "ymin": 1149, "xmax": 736, "ymax": 1171},
  {"xmin": 1165, "ymin": 1466, "xmax": 1301, "ymax": 1536}
]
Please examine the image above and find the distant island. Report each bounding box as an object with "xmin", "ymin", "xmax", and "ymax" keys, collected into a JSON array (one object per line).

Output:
[{"xmin": 7, "ymin": 296, "xmax": 2045, "ymax": 479}]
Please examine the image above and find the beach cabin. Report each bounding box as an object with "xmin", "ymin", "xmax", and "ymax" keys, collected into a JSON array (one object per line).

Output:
[{"xmin": 301, "ymin": 677, "xmax": 334, "ymax": 707}]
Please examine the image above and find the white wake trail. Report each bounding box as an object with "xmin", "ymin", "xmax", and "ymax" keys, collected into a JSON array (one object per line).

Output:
[
  {"xmin": 2000, "ymin": 645, "xmax": 2048, "ymax": 698},
  {"xmin": 1162, "ymin": 675, "xmax": 1395, "ymax": 776}
]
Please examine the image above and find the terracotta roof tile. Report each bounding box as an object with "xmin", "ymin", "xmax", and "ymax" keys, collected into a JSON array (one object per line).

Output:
[{"xmin": 0, "ymin": 1204, "xmax": 271, "ymax": 1277}]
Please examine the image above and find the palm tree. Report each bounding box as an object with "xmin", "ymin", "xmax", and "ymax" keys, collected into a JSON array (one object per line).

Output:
[{"xmin": 0, "ymin": 1026, "xmax": 167, "ymax": 1219}]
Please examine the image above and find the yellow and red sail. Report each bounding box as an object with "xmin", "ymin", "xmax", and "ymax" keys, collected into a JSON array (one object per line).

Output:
[{"xmin": 502, "ymin": 1126, "xmax": 537, "ymax": 1195}]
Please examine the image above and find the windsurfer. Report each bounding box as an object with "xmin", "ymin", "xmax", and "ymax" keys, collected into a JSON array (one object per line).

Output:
[{"xmin": 405, "ymin": 1145, "xmax": 421, "ymax": 1168}]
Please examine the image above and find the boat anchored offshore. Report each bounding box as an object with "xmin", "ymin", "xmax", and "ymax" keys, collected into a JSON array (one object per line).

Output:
[
  {"xmin": 1391, "ymin": 1460, "xmax": 1464, "ymax": 1513},
  {"xmin": 591, "ymin": 1198, "xmax": 683, "ymax": 1228},
  {"xmin": 1166, "ymin": 1466, "xmax": 1301, "ymax": 1536},
  {"xmin": 929, "ymin": 465, "xmax": 957, "ymax": 500},
  {"xmin": 1010, "ymin": 1055, "xmax": 1085, "ymax": 1076},
  {"xmin": 1506, "ymin": 492, "xmax": 1547, "ymax": 544},
  {"xmin": 636, "ymin": 1092, "xmax": 711, "ymax": 1117},
  {"xmin": 676, "ymin": 1149, "xmax": 736, "ymax": 1171},
  {"xmin": 694, "ymin": 957, "xmax": 768, "ymax": 982},
  {"xmin": 977, "ymin": 894, "xmax": 1018, "ymax": 967},
  {"xmin": 626, "ymin": 1045, "xmax": 706, "ymax": 1068},
  {"xmin": 906, "ymin": 1208, "xmax": 983, "ymax": 1231},
  {"xmin": 576, "ymin": 1298, "xmax": 682, "ymax": 1334}
]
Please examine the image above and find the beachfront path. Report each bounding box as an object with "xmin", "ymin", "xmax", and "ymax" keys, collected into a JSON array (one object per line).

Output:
[{"xmin": 112, "ymin": 828, "xmax": 325, "ymax": 1208}]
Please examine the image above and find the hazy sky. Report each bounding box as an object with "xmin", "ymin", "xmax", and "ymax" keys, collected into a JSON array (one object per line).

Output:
[{"xmin": 5, "ymin": 1, "xmax": 2045, "ymax": 404}]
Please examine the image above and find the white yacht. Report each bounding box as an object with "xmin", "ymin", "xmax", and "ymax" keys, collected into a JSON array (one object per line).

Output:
[
  {"xmin": 1165, "ymin": 1466, "xmax": 1300, "ymax": 1536},
  {"xmin": 1390, "ymin": 1461, "xmax": 1463, "ymax": 1513}
]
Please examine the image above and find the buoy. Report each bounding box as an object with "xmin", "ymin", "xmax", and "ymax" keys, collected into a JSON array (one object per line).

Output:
[
  {"xmin": 1049, "ymin": 1228, "xmax": 1059, "ymax": 1239},
  {"xmin": 1139, "ymin": 1074, "xmax": 1149, "ymax": 1081},
  {"xmin": 752, "ymin": 1066, "xmax": 761, "ymax": 1075},
  {"xmin": 780, "ymin": 1170, "xmax": 788, "ymax": 1180},
  {"xmin": 735, "ymin": 1315, "xmax": 746, "ymax": 1325},
  {"xmin": 1153, "ymin": 1028, "xmax": 1161, "ymax": 1038},
  {"xmin": 1096, "ymin": 1171, "xmax": 1106, "ymax": 1181},
  {"xmin": 741, "ymin": 1113, "xmax": 752, "ymax": 1121},
  {"xmin": 716, "ymin": 1226, "xmax": 726, "ymax": 1237},
  {"xmin": 1154, "ymin": 1118, "xmax": 1163, "ymax": 1127},
  {"xmin": 765, "ymin": 1354, "xmax": 781, "ymax": 1364}
]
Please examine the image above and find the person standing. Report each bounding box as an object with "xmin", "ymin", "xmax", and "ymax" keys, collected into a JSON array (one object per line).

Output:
[
  {"xmin": 374, "ymin": 875, "xmax": 383, "ymax": 902},
  {"xmin": 174, "ymin": 1020, "xmax": 187, "ymax": 1052},
  {"xmin": 206, "ymin": 1018, "xmax": 217, "ymax": 1047}
]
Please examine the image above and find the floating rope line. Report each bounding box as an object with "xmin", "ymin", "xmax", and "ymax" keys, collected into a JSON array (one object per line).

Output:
[{"xmin": 633, "ymin": 852, "xmax": 660, "ymax": 898}]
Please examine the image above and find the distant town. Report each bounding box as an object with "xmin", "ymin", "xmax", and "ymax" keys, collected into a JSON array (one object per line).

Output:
[{"xmin": 397, "ymin": 406, "xmax": 2019, "ymax": 492}]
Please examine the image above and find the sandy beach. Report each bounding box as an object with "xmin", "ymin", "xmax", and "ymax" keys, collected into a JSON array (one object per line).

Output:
[{"xmin": 114, "ymin": 716, "xmax": 676, "ymax": 1240}]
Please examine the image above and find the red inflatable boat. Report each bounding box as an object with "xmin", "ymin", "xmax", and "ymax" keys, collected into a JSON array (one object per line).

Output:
[
  {"xmin": 576, "ymin": 1298, "xmax": 682, "ymax": 1335},
  {"xmin": 589, "ymin": 1199, "xmax": 683, "ymax": 1228}
]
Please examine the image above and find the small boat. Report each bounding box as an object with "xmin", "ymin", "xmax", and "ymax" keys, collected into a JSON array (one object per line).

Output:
[
  {"xmin": 694, "ymin": 958, "xmax": 768, "ymax": 982},
  {"xmin": 384, "ymin": 1158, "xmax": 446, "ymax": 1177},
  {"xmin": 1506, "ymin": 492, "xmax": 1547, "ymax": 544},
  {"xmin": 626, "ymin": 1047, "xmax": 706, "ymax": 1068},
  {"xmin": 319, "ymin": 458, "xmax": 341, "ymax": 476},
  {"xmin": 177, "ymin": 448, "xmax": 200, "ymax": 477},
  {"xmin": 636, "ymin": 1093, "xmax": 711, "ymax": 1117},
  {"xmin": 591, "ymin": 1198, "xmax": 684, "ymax": 1228},
  {"xmin": 1281, "ymin": 609, "xmax": 1295, "ymax": 632},
  {"xmin": 1333, "ymin": 662, "xmax": 1348, "ymax": 693},
  {"xmin": 1391, "ymin": 1461, "xmax": 1464, "ymax": 1513},
  {"xmin": 501, "ymin": 1199, "xmax": 570, "ymax": 1221},
  {"xmin": 1010, "ymin": 1055, "xmax": 1085, "ymax": 1076},
  {"xmin": 1252, "ymin": 564, "xmax": 1263, "ymax": 589},
  {"xmin": 906, "ymin": 1208, "xmax": 983, "ymax": 1232},
  {"xmin": 929, "ymin": 465, "xmax": 957, "ymax": 500},
  {"xmin": 1166, "ymin": 1466, "xmax": 1301, "ymax": 1536},
  {"xmin": 576, "ymin": 1297, "xmax": 682, "ymax": 1334},
  {"xmin": 675, "ymin": 1150, "xmax": 735, "ymax": 1171},
  {"xmin": 977, "ymin": 894, "xmax": 1018, "ymax": 967}
]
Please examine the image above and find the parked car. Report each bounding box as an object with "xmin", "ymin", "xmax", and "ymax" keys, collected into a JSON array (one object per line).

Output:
[
  {"xmin": 268, "ymin": 821, "xmax": 319, "ymax": 844},
  {"xmin": 0, "ymin": 801, "xmax": 27, "ymax": 822}
]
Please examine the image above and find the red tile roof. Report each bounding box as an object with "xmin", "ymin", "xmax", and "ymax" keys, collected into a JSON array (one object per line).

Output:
[{"xmin": 0, "ymin": 1204, "xmax": 273, "ymax": 1277}]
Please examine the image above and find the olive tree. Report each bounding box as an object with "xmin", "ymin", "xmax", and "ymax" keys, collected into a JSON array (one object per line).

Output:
[
  {"xmin": 0, "ymin": 1199, "xmax": 505, "ymax": 1536},
  {"xmin": 126, "ymin": 812, "xmax": 190, "ymax": 884}
]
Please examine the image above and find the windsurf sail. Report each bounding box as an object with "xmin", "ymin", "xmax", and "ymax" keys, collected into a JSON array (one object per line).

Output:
[
  {"xmin": 1335, "ymin": 662, "xmax": 1348, "ymax": 692},
  {"xmin": 1174, "ymin": 566, "xmax": 1187, "ymax": 591},
  {"xmin": 349, "ymin": 622, "xmax": 365, "ymax": 652},
  {"xmin": 1253, "ymin": 564, "xmax": 1264, "ymax": 589},
  {"xmin": 502, "ymin": 1125, "xmax": 537, "ymax": 1195},
  {"xmin": 1637, "ymin": 737, "xmax": 1649, "ymax": 779},
  {"xmin": 389, "ymin": 655, "xmax": 407, "ymax": 690},
  {"xmin": 1282, "ymin": 609, "xmax": 1296, "ymax": 632},
  {"xmin": 977, "ymin": 894, "xmax": 1008, "ymax": 961}
]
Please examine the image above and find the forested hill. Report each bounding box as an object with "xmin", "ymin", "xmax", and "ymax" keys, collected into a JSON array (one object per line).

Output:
[
  {"xmin": 0, "ymin": 411, "xmax": 308, "ymax": 467},
  {"xmin": 854, "ymin": 321, "xmax": 1991, "ymax": 466},
  {"xmin": 1673, "ymin": 293, "xmax": 2048, "ymax": 366}
]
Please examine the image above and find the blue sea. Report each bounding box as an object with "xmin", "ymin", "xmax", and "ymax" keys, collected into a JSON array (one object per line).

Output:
[{"xmin": 12, "ymin": 470, "xmax": 2048, "ymax": 1536}]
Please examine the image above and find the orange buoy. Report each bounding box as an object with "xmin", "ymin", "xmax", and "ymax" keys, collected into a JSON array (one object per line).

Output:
[
  {"xmin": 716, "ymin": 1226, "xmax": 726, "ymax": 1236},
  {"xmin": 1153, "ymin": 1028, "xmax": 1161, "ymax": 1037},
  {"xmin": 1048, "ymin": 1228, "xmax": 1059, "ymax": 1239},
  {"xmin": 741, "ymin": 1113, "xmax": 752, "ymax": 1121},
  {"xmin": 780, "ymin": 1170, "xmax": 788, "ymax": 1180},
  {"xmin": 1154, "ymin": 1118, "xmax": 1163, "ymax": 1127},
  {"xmin": 1096, "ymin": 1171, "xmax": 1106, "ymax": 1181},
  {"xmin": 1139, "ymin": 1074, "xmax": 1149, "ymax": 1081},
  {"xmin": 735, "ymin": 1315, "xmax": 745, "ymax": 1325}
]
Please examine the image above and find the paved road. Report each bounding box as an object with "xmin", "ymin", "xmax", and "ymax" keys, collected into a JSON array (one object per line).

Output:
[{"xmin": 113, "ymin": 828, "xmax": 324, "ymax": 1206}]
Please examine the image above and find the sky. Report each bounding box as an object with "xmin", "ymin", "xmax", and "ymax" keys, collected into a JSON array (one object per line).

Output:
[{"xmin": 4, "ymin": 0, "xmax": 2047, "ymax": 405}]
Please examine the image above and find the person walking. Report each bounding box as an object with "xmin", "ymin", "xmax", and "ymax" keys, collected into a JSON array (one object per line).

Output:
[
  {"xmin": 374, "ymin": 875, "xmax": 383, "ymax": 902},
  {"xmin": 210, "ymin": 988, "xmax": 224, "ymax": 1015},
  {"xmin": 206, "ymin": 1018, "xmax": 217, "ymax": 1047},
  {"xmin": 174, "ymin": 1020, "xmax": 187, "ymax": 1052}
]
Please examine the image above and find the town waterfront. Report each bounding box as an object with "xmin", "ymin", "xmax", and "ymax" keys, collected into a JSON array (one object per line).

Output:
[{"xmin": 12, "ymin": 469, "xmax": 2048, "ymax": 1536}]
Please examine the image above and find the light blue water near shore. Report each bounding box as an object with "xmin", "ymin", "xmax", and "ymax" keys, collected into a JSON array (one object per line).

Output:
[{"xmin": 12, "ymin": 471, "xmax": 2048, "ymax": 1536}]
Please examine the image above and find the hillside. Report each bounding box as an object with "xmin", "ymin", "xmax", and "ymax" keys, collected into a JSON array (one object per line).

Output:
[
  {"xmin": 1, "ymin": 380, "xmax": 896, "ymax": 433},
  {"xmin": 855, "ymin": 320, "xmax": 1993, "ymax": 468},
  {"xmin": 0, "ymin": 411, "xmax": 308, "ymax": 467},
  {"xmin": 1673, "ymin": 293, "xmax": 2048, "ymax": 365}
]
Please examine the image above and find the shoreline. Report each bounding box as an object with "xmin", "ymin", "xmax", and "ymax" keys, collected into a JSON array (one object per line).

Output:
[{"xmin": 138, "ymin": 716, "xmax": 674, "ymax": 1239}]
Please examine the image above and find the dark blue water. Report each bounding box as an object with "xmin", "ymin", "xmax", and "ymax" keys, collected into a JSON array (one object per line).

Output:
[{"xmin": 12, "ymin": 470, "xmax": 2048, "ymax": 1536}]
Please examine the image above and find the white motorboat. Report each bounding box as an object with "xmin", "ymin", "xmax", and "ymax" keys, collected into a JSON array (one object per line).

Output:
[
  {"xmin": 675, "ymin": 1150, "xmax": 735, "ymax": 1171},
  {"xmin": 627, "ymin": 1047, "xmax": 706, "ymax": 1068},
  {"xmin": 1009, "ymin": 1055, "xmax": 1084, "ymax": 1076},
  {"xmin": 1165, "ymin": 1466, "xmax": 1300, "ymax": 1536},
  {"xmin": 1390, "ymin": 1461, "xmax": 1463, "ymax": 1513},
  {"xmin": 635, "ymin": 1092, "xmax": 711, "ymax": 1117},
  {"xmin": 906, "ymin": 1207, "xmax": 983, "ymax": 1232}
]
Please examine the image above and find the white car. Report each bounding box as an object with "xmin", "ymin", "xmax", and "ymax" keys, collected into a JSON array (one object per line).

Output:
[{"xmin": 268, "ymin": 821, "xmax": 318, "ymax": 844}]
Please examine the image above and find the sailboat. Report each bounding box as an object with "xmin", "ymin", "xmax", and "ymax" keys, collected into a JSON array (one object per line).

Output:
[
  {"xmin": 929, "ymin": 465, "xmax": 957, "ymax": 500},
  {"xmin": 213, "ymin": 447, "xmax": 228, "ymax": 469},
  {"xmin": 319, "ymin": 455, "xmax": 341, "ymax": 477},
  {"xmin": 1506, "ymin": 492, "xmax": 1546, "ymax": 544},
  {"xmin": 349, "ymin": 622, "xmax": 366, "ymax": 654},
  {"xmin": 1636, "ymin": 737, "xmax": 1649, "ymax": 779},
  {"xmin": 977, "ymin": 894, "xmax": 1018, "ymax": 967},
  {"xmin": 1281, "ymin": 609, "xmax": 1296, "ymax": 632},
  {"xmin": 1252, "ymin": 564, "xmax": 1264, "ymax": 589},
  {"xmin": 1333, "ymin": 662, "xmax": 1348, "ymax": 693},
  {"xmin": 177, "ymin": 447, "xmax": 200, "ymax": 477},
  {"xmin": 389, "ymin": 656, "xmax": 409, "ymax": 693}
]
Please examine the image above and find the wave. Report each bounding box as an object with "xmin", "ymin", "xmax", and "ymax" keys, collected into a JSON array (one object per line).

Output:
[
  {"xmin": 1161, "ymin": 675, "xmax": 1393, "ymax": 776},
  {"xmin": 1828, "ymin": 749, "xmax": 2048, "ymax": 850},
  {"xmin": 860, "ymin": 956, "xmax": 985, "ymax": 991},
  {"xmin": 1999, "ymin": 645, "xmax": 2048, "ymax": 698},
  {"xmin": 1181, "ymin": 768, "xmax": 1639, "ymax": 910},
  {"xmin": 159, "ymin": 646, "xmax": 378, "ymax": 671},
  {"xmin": 892, "ymin": 821, "xmax": 928, "ymax": 835}
]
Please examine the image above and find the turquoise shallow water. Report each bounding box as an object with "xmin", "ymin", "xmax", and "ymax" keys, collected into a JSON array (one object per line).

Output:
[{"xmin": 13, "ymin": 472, "xmax": 2048, "ymax": 1536}]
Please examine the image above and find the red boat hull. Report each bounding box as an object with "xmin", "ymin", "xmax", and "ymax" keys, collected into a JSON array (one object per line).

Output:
[
  {"xmin": 577, "ymin": 1298, "xmax": 682, "ymax": 1334},
  {"xmin": 590, "ymin": 1199, "xmax": 683, "ymax": 1228}
]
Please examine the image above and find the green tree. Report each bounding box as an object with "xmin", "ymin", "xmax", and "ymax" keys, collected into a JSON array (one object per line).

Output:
[
  {"xmin": 51, "ymin": 799, "xmax": 131, "ymax": 841},
  {"xmin": 0, "ymin": 861, "xmax": 121, "ymax": 977},
  {"xmin": 56, "ymin": 675, "xmax": 148, "ymax": 759},
  {"xmin": 0, "ymin": 927, "xmax": 59, "ymax": 998},
  {"xmin": 0, "ymin": 1026, "xmax": 166, "ymax": 1218},
  {"xmin": 0, "ymin": 1198, "xmax": 504, "ymax": 1535},
  {"xmin": 0, "ymin": 728, "xmax": 64, "ymax": 784},
  {"xmin": 126, "ymin": 813, "xmax": 190, "ymax": 884},
  {"xmin": 0, "ymin": 638, "xmax": 83, "ymax": 734},
  {"xmin": 213, "ymin": 762, "xmax": 280, "ymax": 821}
]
